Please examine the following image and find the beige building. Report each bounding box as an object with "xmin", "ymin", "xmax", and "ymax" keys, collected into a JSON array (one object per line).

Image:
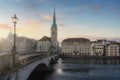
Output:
[
  {"xmin": 61, "ymin": 38, "xmax": 91, "ymax": 56},
  {"xmin": 105, "ymin": 42, "xmax": 119, "ymax": 56}
]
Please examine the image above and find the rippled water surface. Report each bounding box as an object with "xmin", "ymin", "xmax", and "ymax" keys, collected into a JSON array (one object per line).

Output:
[{"xmin": 41, "ymin": 58, "xmax": 120, "ymax": 80}]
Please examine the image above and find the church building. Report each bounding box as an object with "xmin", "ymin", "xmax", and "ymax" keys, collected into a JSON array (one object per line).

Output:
[{"xmin": 36, "ymin": 9, "xmax": 59, "ymax": 54}]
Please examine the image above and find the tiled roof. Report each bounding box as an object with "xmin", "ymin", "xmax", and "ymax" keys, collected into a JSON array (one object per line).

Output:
[
  {"xmin": 105, "ymin": 42, "xmax": 119, "ymax": 47},
  {"xmin": 62, "ymin": 38, "xmax": 90, "ymax": 43}
]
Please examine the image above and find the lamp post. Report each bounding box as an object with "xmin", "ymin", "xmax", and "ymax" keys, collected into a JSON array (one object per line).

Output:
[{"xmin": 12, "ymin": 14, "xmax": 18, "ymax": 67}]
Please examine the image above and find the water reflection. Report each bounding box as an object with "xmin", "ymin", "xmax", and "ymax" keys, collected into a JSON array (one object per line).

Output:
[
  {"xmin": 39, "ymin": 58, "xmax": 120, "ymax": 80},
  {"xmin": 63, "ymin": 58, "xmax": 120, "ymax": 65},
  {"xmin": 56, "ymin": 58, "xmax": 63, "ymax": 74},
  {"xmin": 57, "ymin": 58, "xmax": 62, "ymax": 64},
  {"xmin": 57, "ymin": 68, "xmax": 63, "ymax": 74}
]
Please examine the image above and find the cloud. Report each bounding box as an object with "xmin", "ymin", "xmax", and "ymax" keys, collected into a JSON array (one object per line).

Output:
[
  {"xmin": 13, "ymin": 0, "xmax": 47, "ymax": 11},
  {"xmin": 78, "ymin": 3, "xmax": 103, "ymax": 12},
  {"xmin": 13, "ymin": 0, "xmax": 46, "ymax": 3},
  {"xmin": 23, "ymin": 20, "xmax": 43, "ymax": 27},
  {"xmin": 110, "ymin": 5, "xmax": 120, "ymax": 14},
  {"xmin": 12, "ymin": 0, "xmax": 23, "ymax": 2},
  {"xmin": 0, "ymin": 23, "xmax": 13, "ymax": 39},
  {"xmin": 0, "ymin": 23, "xmax": 12, "ymax": 30},
  {"xmin": 42, "ymin": 15, "xmax": 52, "ymax": 21},
  {"xmin": 13, "ymin": 20, "xmax": 49, "ymax": 39},
  {"xmin": 92, "ymin": 4, "xmax": 102, "ymax": 10},
  {"xmin": 58, "ymin": 24, "xmax": 66, "ymax": 27}
]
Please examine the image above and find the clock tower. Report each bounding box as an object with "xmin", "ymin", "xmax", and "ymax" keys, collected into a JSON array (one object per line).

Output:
[{"xmin": 51, "ymin": 8, "xmax": 58, "ymax": 46}]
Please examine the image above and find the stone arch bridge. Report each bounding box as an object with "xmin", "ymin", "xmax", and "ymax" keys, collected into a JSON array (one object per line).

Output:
[{"xmin": 0, "ymin": 53, "xmax": 59, "ymax": 80}]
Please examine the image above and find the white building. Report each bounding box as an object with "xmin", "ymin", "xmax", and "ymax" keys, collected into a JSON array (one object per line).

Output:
[
  {"xmin": 0, "ymin": 32, "xmax": 14, "ymax": 54},
  {"xmin": 36, "ymin": 36, "xmax": 51, "ymax": 53},
  {"xmin": 16, "ymin": 37, "xmax": 36, "ymax": 54},
  {"xmin": 61, "ymin": 38, "xmax": 91, "ymax": 56},
  {"xmin": 105, "ymin": 42, "xmax": 119, "ymax": 56},
  {"xmin": 0, "ymin": 32, "xmax": 37, "ymax": 54},
  {"xmin": 91, "ymin": 39, "xmax": 114, "ymax": 56},
  {"xmin": 91, "ymin": 40, "xmax": 104, "ymax": 56}
]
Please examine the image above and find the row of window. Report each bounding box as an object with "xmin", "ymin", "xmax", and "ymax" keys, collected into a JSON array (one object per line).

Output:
[
  {"xmin": 110, "ymin": 46, "xmax": 118, "ymax": 48},
  {"xmin": 93, "ymin": 45, "xmax": 103, "ymax": 46},
  {"xmin": 106, "ymin": 51, "xmax": 118, "ymax": 53},
  {"xmin": 63, "ymin": 42, "xmax": 90, "ymax": 44},
  {"xmin": 106, "ymin": 53, "xmax": 119, "ymax": 56},
  {"xmin": 62, "ymin": 52, "xmax": 90, "ymax": 56}
]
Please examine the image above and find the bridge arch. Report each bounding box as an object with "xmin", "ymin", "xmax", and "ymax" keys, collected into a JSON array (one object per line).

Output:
[
  {"xmin": 27, "ymin": 63, "xmax": 48, "ymax": 80},
  {"xmin": 4, "ymin": 54, "xmax": 59, "ymax": 80},
  {"xmin": 49, "ymin": 58, "xmax": 56, "ymax": 65}
]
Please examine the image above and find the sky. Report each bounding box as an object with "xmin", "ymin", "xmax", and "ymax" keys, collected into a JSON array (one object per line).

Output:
[{"xmin": 0, "ymin": 0, "xmax": 120, "ymax": 42}]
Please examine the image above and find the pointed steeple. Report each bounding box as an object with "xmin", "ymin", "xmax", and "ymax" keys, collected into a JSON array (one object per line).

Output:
[
  {"xmin": 51, "ymin": 6, "xmax": 58, "ymax": 45},
  {"xmin": 52, "ymin": 8, "xmax": 57, "ymax": 28}
]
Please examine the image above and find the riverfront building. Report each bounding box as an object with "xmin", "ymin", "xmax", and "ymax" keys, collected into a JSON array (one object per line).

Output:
[
  {"xmin": 61, "ymin": 38, "xmax": 120, "ymax": 56},
  {"xmin": 105, "ymin": 42, "xmax": 120, "ymax": 56},
  {"xmin": 91, "ymin": 41, "xmax": 104, "ymax": 56},
  {"xmin": 61, "ymin": 38, "xmax": 91, "ymax": 56}
]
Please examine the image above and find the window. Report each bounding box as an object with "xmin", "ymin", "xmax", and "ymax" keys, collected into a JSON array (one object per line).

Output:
[{"xmin": 52, "ymin": 32, "xmax": 54, "ymax": 35}]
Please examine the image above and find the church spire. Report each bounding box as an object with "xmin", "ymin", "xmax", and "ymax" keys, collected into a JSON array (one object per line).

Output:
[
  {"xmin": 52, "ymin": 7, "xmax": 57, "ymax": 28},
  {"xmin": 51, "ymin": 6, "xmax": 58, "ymax": 45}
]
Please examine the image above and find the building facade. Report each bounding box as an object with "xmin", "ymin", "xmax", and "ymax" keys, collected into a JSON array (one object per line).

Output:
[
  {"xmin": 61, "ymin": 38, "xmax": 91, "ymax": 56},
  {"xmin": 91, "ymin": 40, "xmax": 104, "ymax": 56},
  {"xmin": 0, "ymin": 32, "xmax": 37, "ymax": 54},
  {"xmin": 36, "ymin": 36, "xmax": 51, "ymax": 54},
  {"xmin": 105, "ymin": 43, "xmax": 119, "ymax": 56},
  {"xmin": 16, "ymin": 37, "xmax": 36, "ymax": 54}
]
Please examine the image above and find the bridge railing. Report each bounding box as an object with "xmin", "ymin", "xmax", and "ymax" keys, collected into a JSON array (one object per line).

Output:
[
  {"xmin": 0, "ymin": 52, "xmax": 59, "ymax": 73},
  {"xmin": 0, "ymin": 53, "xmax": 13, "ymax": 74},
  {"xmin": 19, "ymin": 53, "xmax": 49, "ymax": 64},
  {"xmin": 19, "ymin": 52, "xmax": 59, "ymax": 65}
]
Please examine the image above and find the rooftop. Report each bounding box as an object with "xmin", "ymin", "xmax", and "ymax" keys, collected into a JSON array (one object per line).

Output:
[{"xmin": 62, "ymin": 38, "xmax": 90, "ymax": 43}]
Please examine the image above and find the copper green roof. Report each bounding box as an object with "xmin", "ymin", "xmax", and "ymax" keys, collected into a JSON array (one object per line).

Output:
[{"xmin": 52, "ymin": 8, "xmax": 57, "ymax": 28}]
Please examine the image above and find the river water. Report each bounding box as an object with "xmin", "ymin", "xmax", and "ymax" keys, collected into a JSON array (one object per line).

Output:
[{"xmin": 40, "ymin": 58, "xmax": 120, "ymax": 80}]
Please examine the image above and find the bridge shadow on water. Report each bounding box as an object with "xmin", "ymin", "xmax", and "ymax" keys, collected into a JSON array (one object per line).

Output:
[
  {"xmin": 28, "ymin": 70, "xmax": 53, "ymax": 80},
  {"xmin": 28, "ymin": 63, "xmax": 54, "ymax": 80},
  {"xmin": 28, "ymin": 58, "xmax": 57, "ymax": 80}
]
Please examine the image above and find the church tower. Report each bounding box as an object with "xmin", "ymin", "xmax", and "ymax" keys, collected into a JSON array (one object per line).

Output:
[{"xmin": 51, "ymin": 8, "xmax": 58, "ymax": 46}]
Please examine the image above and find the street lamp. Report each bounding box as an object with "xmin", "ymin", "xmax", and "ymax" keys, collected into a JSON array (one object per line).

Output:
[{"xmin": 11, "ymin": 14, "xmax": 18, "ymax": 67}]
